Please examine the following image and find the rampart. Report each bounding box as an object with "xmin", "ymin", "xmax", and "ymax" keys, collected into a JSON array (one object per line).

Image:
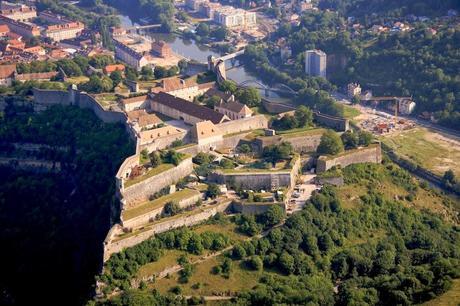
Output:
[
  {"xmin": 120, "ymin": 190, "xmax": 202, "ymax": 230},
  {"xmin": 33, "ymin": 87, "xmax": 128, "ymax": 124},
  {"xmin": 254, "ymin": 129, "xmax": 325, "ymax": 153},
  {"xmin": 103, "ymin": 200, "xmax": 233, "ymax": 262},
  {"xmin": 216, "ymin": 115, "xmax": 268, "ymax": 135},
  {"xmin": 313, "ymin": 112, "xmax": 350, "ymax": 131},
  {"xmin": 120, "ymin": 157, "xmax": 194, "ymax": 208},
  {"xmin": 316, "ymin": 144, "xmax": 382, "ymax": 173},
  {"xmin": 209, "ymin": 156, "xmax": 301, "ymax": 190}
]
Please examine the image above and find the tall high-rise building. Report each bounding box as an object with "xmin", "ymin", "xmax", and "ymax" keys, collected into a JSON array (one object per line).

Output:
[{"xmin": 305, "ymin": 49, "xmax": 327, "ymax": 78}]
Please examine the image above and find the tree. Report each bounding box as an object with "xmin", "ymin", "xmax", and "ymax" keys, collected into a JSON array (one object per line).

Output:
[
  {"xmin": 238, "ymin": 144, "xmax": 252, "ymax": 154},
  {"xmin": 154, "ymin": 66, "xmax": 167, "ymax": 79},
  {"xmin": 219, "ymin": 159, "xmax": 235, "ymax": 169},
  {"xmin": 263, "ymin": 142, "xmax": 293, "ymax": 164},
  {"xmin": 358, "ymin": 131, "xmax": 373, "ymax": 146},
  {"xmin": 140, "ymin": 66, "xmax": 154, "ymax": 80},
  {"xmin": 219, "ymin": 80, "xmax": 237, "ymax": 94},
  {"xmin": 294, "ymin": 105, "xmax": 313, "ymax": 127},
  {"xmin": 260, "ymin": 205, "xmax": 284, "ymax": 227},
  {"xmin": 110, "ymin": 70, "xmax": 123, "ymax": 86},
  {"xmin": 149, "ymin": 152, "xmax": 162, "ymax": 167},
  {"xmin": 247, "ymin": 256, "xmax": 263, "ymax": 271},
  {"xmin": 341, "ymin": 130, "xmax": 359, "ymax": 149},
  {"xmin": 196, "ymin": 23, "xmax": 210, "ymax": 37},
  {"xmin": 351, "ymin": 95, "xmax": 360, "ymax": 104},
  {"xmin": 163, "ymin": 201, "xmax": 181, "ymax": 217},
  {"xmin": 178, "ymin": 59, "xmax": 188, "ymax": 73},
  {"xmin": 317, "ymin": 130, "xmax": 344, "ymax": 155},
  {"xmin": 212, "ymin": 26, "xmax": 228, "ymax": 41},
  {"xmin": 205, "ymin": 95, "xmax": 221, "ymax": 108},
  {"xmin": 235, "ymin": 87, "xmax": 261, "ymax": 107},
  {"xmin": 279, "ymin": 251, "xmax": 295, "ymax": 274},
  {"xmin": 207, "ymin": 183, "xmax": 221, "ymax": 199}
]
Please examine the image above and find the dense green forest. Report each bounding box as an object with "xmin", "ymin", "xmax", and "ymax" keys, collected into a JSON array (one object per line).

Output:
[
  {"xmin": 0, "ymin": 105, "xmax": 133, "ymax": 305},
  {"xmin": 95, "ymin": 163, "xmax": 460, "ymax": 305},
  {"xmin": 319, "ymin": 0, "xmax": 460, "ymax": 18}
]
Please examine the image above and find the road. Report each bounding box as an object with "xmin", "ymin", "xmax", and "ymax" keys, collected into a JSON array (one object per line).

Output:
[{"xmin": 286, "ymin": 174, "xmax": 317, "ymax": 214}]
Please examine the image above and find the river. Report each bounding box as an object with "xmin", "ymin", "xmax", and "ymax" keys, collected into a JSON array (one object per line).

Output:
[{"xmin": 119, "ymin": 15, "xmax": 288, "ymax": 101}]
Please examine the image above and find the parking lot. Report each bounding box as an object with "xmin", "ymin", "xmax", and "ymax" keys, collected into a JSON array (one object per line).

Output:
[{"xmin": 286, "ymin": 174, "xmax": 319, "ymax": 214}]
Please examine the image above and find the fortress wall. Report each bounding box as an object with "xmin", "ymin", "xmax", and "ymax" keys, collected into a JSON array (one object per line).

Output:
[
  {"xmin": 316, "ymin": 144, "xmax": 382, "ymax": 173},
  {"xmin": 216, "ymin": 115, "xmax": 268, "ymax": 135},
  {"xmin": 78, "ymin": 93, "xmax": 127, "ymax": 124},
  {"xmin": 103, "ymin": 200, "xmax": 233, "ymax": 262},
  {"xmin": 139, "ymin": 131, "xmax": 187, "ymax": 153},
  {"xmin": 232, "ymin": 202, "xmax": 285, "ymax": 215},
  {"xmin": 121, "ymin": 192, "xmax": 202, "ymax": 230},
  {"xmin": 210, "ymin": 171, "xmax": 291, "ymax": 190},
  {"xmin": 313, "ymin": 112, "xmax": 350, "ymax": 131},
  {"xmin": 32, "ymin": 88, "xmax": 72, "ymax": 108},
  {"xmin": 255, "ymin": 132, "xmax": 324, "ymax": 154},
  {"xmin": 262, "ymin": 99, "xmax": 296, "ymax": 113},
  {"xmin": 121, "ymin": 157, "xmax": 194, "ymax": 208}
]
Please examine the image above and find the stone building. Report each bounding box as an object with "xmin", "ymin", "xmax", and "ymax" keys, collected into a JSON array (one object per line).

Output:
[
  {"xmin": 121, "ymin": 95, "xmax": 149, "ymax": 112},
  {"xmin": 305, "ymin": 49, "xmax": 327, "ymax": 78},
  {"xmin": 0, "ymin": 63, "xmax": 16, "ymax": 86},
  {"xmin": 0, "ymin": 15, "xmax": 39, "ymax": 38},
  {"xmin": 0, "ymin": 3, "xmax": 36, "ymax": 21},
  {"xmin": 151, "ymin": 40, "xmax": 172, "ymax": 58},
  {"xmin": 150, "ymin": 92, "xmax": 229, "ymax": 125},
  {"xmin": 44, "ymin": 22, "xmax": 85, "ymax": 42}
]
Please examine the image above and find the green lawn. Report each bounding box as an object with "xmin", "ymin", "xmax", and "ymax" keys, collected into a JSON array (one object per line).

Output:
[
  {"xmin": 124, "ymin": 164, "xmax": 174, "ymax": 188},
  {"xmin": 277, "ymin": 127, "xmax": 326, "ymax": 138},
  {"xmin": 122, "ymin": 189, "xmax": 200, "ymax": 220},
  {"xmin": 343, "ymin": 105, "xmax": 361, "ymax": 119}
]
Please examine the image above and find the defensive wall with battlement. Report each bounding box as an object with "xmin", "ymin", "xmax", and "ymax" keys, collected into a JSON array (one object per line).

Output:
[{"xmin": 316, "ymin": 144, "xmax": 382, "ymax": 173}]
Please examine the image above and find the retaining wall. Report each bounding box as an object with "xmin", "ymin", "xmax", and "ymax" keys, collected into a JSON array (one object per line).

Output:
[
  {"xmin": 209, "ymin": 156, "xmax": 301, "ymax": 190},
  {"xmin": 121, "ymin": 157, "xmax": 194, "ymax": 208},
  {"xmin": 216, "ymin": 115, "xmax": 268, "ymax": 135},
  {"xmin": 121, "ymin": 191, "xmax": 202, "ymax": 230},
  {"xmin": 316, "ymin": 144, "xmax": 382, "ymax": 173},
  {"xmin": 103, "ymin": 200, "xmax": 233, "ymax": 262},
  {"xmin": 254, "ymin": 130, "xmax": 325, "ymax": 153}
]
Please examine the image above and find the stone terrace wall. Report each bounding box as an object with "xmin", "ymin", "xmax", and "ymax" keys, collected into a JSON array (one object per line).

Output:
[
  {"xmin": 210, "ymin": 156, "xmax": 301, "ymax": 190},
  {"xmin": 313, "ymin": 112, "xmax": 350, "ymax": 132},
  {"xmin": 216, "ymin": 115, "xmax": 268, "ymax": 135},
  {"xmin": 121, "ymin": 157, "xmax": 194, "ymax": 208},
  {"xmin": 254, "ymin": 131, "xmax": 325, "ymax": 154},
  {"xmin": 121, "ymin": 191, "xmax": 202, "ymax": 230},
  {"xmin": 316, "ymin": 144, "xmax": 382, "ymax": 173},
  {"xmin": 262, "ymin": 99, "xmax": 296, "ymax": 113},
  {"xmin": 103, "ymin": 200, "xmax": 233, "ymax": 262}
]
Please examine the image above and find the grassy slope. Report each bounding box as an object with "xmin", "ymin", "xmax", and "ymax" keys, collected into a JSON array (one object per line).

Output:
[{"xmin": 382, "ymin": 127, "xmax": 460, "ymax": 177}]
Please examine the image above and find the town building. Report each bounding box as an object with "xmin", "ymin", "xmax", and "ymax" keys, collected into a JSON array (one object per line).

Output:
[
  {"xmin": 103, "ymin": 64, "xmax": 125, "ymax": 75},
  {"xmin": 0, "ymin": 15, "xmax": 39, "ymax": 38},
  {"xmin": 0, "ymin": 63, "xmax": 15, "ymax": 85},
  {"xmin": 151, "ymin": 77, "xmax": 213, "ymax": 101},
  {"xmin": 186, "ymin": 0, "xmax": 208, "ymax": 11},
  {"xmin": 0, "ymin": 2, "xmax": 36, "ymax": 21},
  {"xmin": 127, "ymin": 109, "xmax": 163, "ymax": 132},
  {"xmin": 212, "ymin": 6, "xmax": 257, "ymax": 28},
  {"xmin": 121, "ymin": 95, "xmax": 150, "ymax": 112},
  {"xmin": 191, "ymin": 120, "xmax": 223, "ymax": 146},
  {"xmin": 14, "ymin": 71, "xmax": 58, "ymax": 82},
  {"xmin": 347, "ymin": 83, "xmax": 361, "ymax": 98},
  {"xmin": 398, "ymin": 99, "xmax": 416, "ymax": 115},
  {"xmin": 150, "ymin": 92, "xmax": 229, "ymax": 125},
  {"xmin": 305, "ymin": 49, "xmax": 326, "ymax": 78},
  {"xmin": 214, "ymin": 99, "xmax": 253, "ymax": 120},
  {"xmin": 44, "ymin": 21, "xmax": 85, "ymax": 42},
  {"xmin": 151, "ymin": 40, "xmax": 171, "ymax": 58}
]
